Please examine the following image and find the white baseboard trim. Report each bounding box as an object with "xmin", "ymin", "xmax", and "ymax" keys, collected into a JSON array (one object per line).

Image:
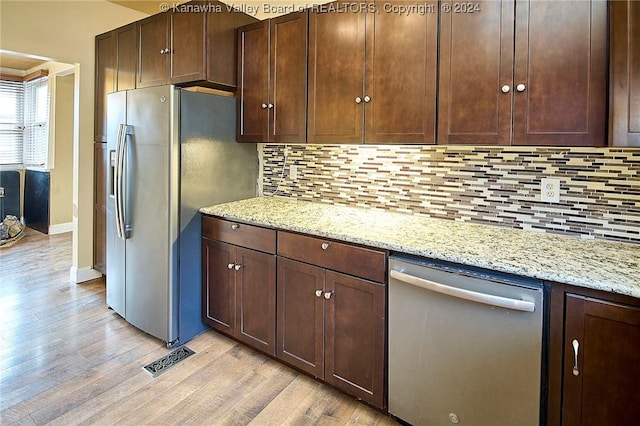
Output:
[
  {"xmin": 49, "ymin": 222, "xmax": 73, "ymax": 235},
  {"xmin": 70, "ymin": 266, "xmax": 102, "ymax": 283}
]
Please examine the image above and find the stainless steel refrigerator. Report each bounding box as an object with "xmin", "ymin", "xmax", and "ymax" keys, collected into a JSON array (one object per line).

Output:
[{"xmin": 106, "ymin": 86, "xmax": 257, "ymax": 347}]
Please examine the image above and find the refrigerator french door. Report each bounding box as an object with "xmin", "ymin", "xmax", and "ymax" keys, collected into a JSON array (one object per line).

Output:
[
  {"xmin": 107, "ymin": 86, "xmax": 178, "ymax": 343},
  {"xmin": 106, "ymin": 86, "xmax": 257, "ymax": 346}
]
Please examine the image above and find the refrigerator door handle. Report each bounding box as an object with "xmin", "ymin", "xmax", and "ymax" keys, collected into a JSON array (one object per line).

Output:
[
  {"xmin": 114, "ymin": 124, "xmax": 132, "ymax": 240},
  {"xmin": 114, "ymin": 124, "xmax": 125, "ymax": 240},
  {"xmin": 122, "ymin": 125, "xmax": 133, "ymax": 239}
]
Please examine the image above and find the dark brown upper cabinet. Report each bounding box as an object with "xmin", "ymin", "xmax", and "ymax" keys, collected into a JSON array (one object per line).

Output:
[
  {"xmin": 94, "ymin": 24, "xmax": 137, "ymax": 144},
  {"xmin": 609, "ymin": 0, "xmax": 640, "ymax": 147},
  {"xmin": 114, "ymin": 24, "xmax": 137, "ymax": 92},
  {"xmin": 169, "ymin": 8, "xmax": 207, "ymax": 84},
  {"xmin": 307, "ymin": 1, "xmax": 437, "ymax": 144},
  {"xmin": 137, "ymin": 12, "xmax": 169, "ymax": 88},
  {"xmin": 137, "ymin": 1, "xmax": 257, "ymax": 90},
  {"xmin": 94, "ymin": 31, "xmax": 114, "ymax": 143},
  {"xmin": 237, "ymin": 12, "xmax": 308, "ymax": 143},
  {"xmin": 438, "ymin": 0, "xmax": 607, "ymax": 146}
]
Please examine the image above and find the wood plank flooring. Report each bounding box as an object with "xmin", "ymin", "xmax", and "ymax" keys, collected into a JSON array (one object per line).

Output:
[{"xmin": 0, "ymin": 229, "xmax": 399, "ymax": 425}]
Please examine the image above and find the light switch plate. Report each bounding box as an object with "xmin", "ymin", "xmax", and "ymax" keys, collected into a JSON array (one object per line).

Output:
[
  {"xmin": 290, "ymin": 165, "xmax": 298, "ymax": 180},
  {"xmin": 540, "ymin": 178, "xmax": 560, "ymax": 203},
  {"xmin": 0, "ymin": 187, "xmax": 4, "ymax": 197}
]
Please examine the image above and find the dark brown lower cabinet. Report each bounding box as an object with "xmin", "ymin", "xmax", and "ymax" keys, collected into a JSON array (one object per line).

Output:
[
  {"xmin": 324, "ymin": 270, "xmax": 385, "ymax": 407},
  {"xmin": 202, "ymin": 238, "xmax": 276, "ymax": 355},
  {"xmin": 548, "ymin": 283, "xmax": 640, "ymax": 426},
  {"xmin": 277, "ymin": 258, "xmax": 325, "ymax": 377},
  {"xmin": 562, "ymin": 294, "xmax": 640, "ymax": 426},
  {"xmin": 276, "ymin": 257, "xmax": 386, "ymax": 409},
  {"xmin": 93, "ymin": 143, "xmax": 107, "ymax": 274}
]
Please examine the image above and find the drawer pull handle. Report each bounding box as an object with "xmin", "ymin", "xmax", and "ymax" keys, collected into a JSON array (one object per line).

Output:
[
  {"xmin": 227, "ymin": 263, "xmax": 235, "ymax": 269},
  {"xmin": 572, "ymin": 339, "xmax": 579, "ymax": 376},
  {"xmin": 321, "ymin": 242, "xmax": 330, "ymax": 250},
  {"xmin": 324, "ymin": 291, "xmax": 333, "ymax": 300},
  {"xmin": 234, "ymin": 264, "xmax": 242, "ymax": 271},
  {"xmin": 315, "ymin": 290, "xmax": 324, "ymax": 298},
  {"xmin": 231, "ymin": 224, "xmax": 240, "ymax": 230}
]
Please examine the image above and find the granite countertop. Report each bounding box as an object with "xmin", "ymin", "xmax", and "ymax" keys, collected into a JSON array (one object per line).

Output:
[{"xmin": 201, "ymin": 197, "xmax": 640, "ymax": 299}]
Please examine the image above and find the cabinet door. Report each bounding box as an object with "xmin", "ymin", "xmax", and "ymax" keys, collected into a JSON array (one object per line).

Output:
[
  {"xmin": 438, "ymin": 0, "xmax": 514, "ymax": 145},
  {"xmin": 94, "ymin": 32, "xmax": 114, "ymax": 143},
  {"xmin": 93, "ymin": 143, "xmax": 108, "ymax": 274},
  {"xmin": 115, "ymin": 24, "xmax": 136, "ymax": 91},
  {"xmin": 512, "ymin": 0, "xmax": 607, "ymax": 146},
  {"xmin": 170, "ymin": 9, "xmax": 206, "ymax": 84},
  {"xmin": 610, "ymin": 0, "xmax": 640, "ymax": 147},
  {"xmin": 270, "ymin": 12, "xmax": 308, "ymax": 143},
  {"xmin": 307, "ymin": 4, "xmax": 365, "ymax": 144},
  {"xmin": 202, "ymin": 239, "xmax": 236, "ymax": 335},
  {"xmin": 237, "ymin": 21, "xmax": 269, "ymax": 142},
  {"xmin": 563, "ymin": 294, "xmax": 640, "ymax": 426},
  {"xmin": 137, "ymin": 13, "xmax": 169, "ymax": 88},
  {"xmin": 235, "ymin": 247, "xmax": 276, "ymax": 355},
  {"xmin": 324, "ymin": 271, "xmax": 385, "ymax": 409},
  {"xmin": 365, "ymin": 1, "xmax": 437, "ymax": 144},
  {"xmin": 277, "ymin": 257, "xmax": 325, "ymax": 378}
]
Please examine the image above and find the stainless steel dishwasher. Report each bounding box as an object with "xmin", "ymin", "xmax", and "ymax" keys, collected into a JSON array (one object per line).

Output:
[{"xmin": 388, "ymin": 255, "xmax": 544, "ymax": 426}]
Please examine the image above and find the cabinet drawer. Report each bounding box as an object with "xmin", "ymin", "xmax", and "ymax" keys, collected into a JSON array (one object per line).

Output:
[
  {"xmin": 202, "ymin": 216, "xmax": 276, "ymax": 254},
  {"xmin": 277, "ymin": 232, "xmax": 386, "ymax": 283}
]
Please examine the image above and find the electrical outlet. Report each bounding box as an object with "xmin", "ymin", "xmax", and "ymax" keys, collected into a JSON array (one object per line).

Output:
[
  {"xmin": 540, "ymin": 178, "xmax": 560, "ymax": 203},
  {"xmin": 290, "ymin": 165, "xmax": 298, "ymax": 180},
  {"xmin": 284, "ymin": 146, "xmax": 290, "ymax": 157}
]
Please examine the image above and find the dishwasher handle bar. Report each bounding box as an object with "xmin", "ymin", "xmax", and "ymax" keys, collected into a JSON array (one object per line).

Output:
[{"xmin": 390, "ymin": 270, "xmax": 536, "ymax": 313}]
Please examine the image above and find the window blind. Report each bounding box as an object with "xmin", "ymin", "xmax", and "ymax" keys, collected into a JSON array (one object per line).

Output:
[
  {"xmin": 0, "ymin": 80, "xmax": 25, "ymax": 165},
  {"xmin": 23, "ymin": 76, "xmax": 49, "ymax": 167}
]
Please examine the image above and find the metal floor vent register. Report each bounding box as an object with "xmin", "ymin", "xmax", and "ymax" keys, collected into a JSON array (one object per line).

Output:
[{"xmin": 143, "ymin": 346, "xmax": 195, "ymax": 377}]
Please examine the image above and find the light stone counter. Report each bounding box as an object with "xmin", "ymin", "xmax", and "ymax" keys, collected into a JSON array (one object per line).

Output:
[{"xmin": 201, "ymin": 197, "xmax": 640, "ymax": 299}]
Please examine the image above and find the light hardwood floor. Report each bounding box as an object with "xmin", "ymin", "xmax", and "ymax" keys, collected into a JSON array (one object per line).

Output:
[{"xmin": 0, "ymin": 229, "xmax": 398, "ymax": 426}]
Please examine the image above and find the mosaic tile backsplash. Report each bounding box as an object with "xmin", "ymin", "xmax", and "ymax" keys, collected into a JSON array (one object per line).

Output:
[{"xmin": 259, "ymin": 145, "xmax": 640, "ymax": 244}]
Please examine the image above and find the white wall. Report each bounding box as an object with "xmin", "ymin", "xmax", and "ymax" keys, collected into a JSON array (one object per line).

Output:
[
  {"xmin": 49, "ymin": 73, "xmax": 74, "ymax": 229},
  {"xmin": 0, "ymin": 1, "xmax": 147, "ymax": 281}
]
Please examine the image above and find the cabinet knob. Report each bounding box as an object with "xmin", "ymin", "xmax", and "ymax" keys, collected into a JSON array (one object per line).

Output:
[
  {"xmin": 363, "ymin": 96, "xmax": 371, "ymax": 103},
  {"xmin": 321, "ymin": 242, "xmax": 330, "ymax": 250},
  {"xmin": 315, "ymin": 289, "xmax": 324, "ymax": 298},
  {"xmin": 227, "ymin": 263, "xmax": 235, "ymax": 269},
  {"xmin": 355, "ymin": 97, "xmax": 362, "ymax": 104},
  {"xmin": 234, "ymin": 264, "xmax": 242, "ymax": 271},
  {"xmin": 268, "ymin": 103, "xmax": 274, "ymax": 109},
  {"xmin": 323, "ymin": 291, "xmax": 333, "ymax": 300},
  {"xmin": 261, "ymin": 103, "xmax": 268, "ymax": 109},
  {"xmin": 501, "ymin": 85, "xmax": 510, "ymax": 93},
  {"xmin": 516, "ymin": 83, "xmax": 526, "ymax": 92},
  {"xmin": 231, "ymin": 224, "xmax": 240, "ymax": 230}
]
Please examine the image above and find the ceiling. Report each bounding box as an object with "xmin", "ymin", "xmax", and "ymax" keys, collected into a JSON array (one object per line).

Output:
[
  {"xmin": 0, "ymin": 51, "xmax": 50, "ymax": 71},
  {"xmin": 106, "ymin": 0, "xmax": 178, "ymax": 15},
  {"xmin": 105, "ymin": 1, "xmax": 326, "ymax": 19}
]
